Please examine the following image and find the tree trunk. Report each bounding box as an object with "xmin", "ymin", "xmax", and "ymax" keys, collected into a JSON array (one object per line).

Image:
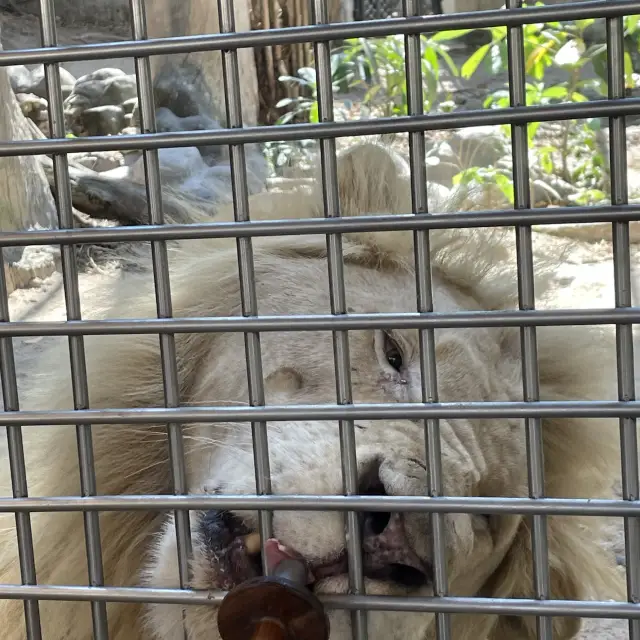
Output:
[
  {"xmin": 0, "ymin": 31, "xmax": 57, "ymax": 265},
  {"xmin": 251, "ymin": 0, "xmax": 348, "ymax": 125}
]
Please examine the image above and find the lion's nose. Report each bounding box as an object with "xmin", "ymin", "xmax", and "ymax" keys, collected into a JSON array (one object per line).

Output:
[
  {"xmin": 358, "ymin": 465, "xmax": 432, "ymax": 588},
  {"xmin": 360, "ymin": 511, "xmax": 432, "ymax": 587}
]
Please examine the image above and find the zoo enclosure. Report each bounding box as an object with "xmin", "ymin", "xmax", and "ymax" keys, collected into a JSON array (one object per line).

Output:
[{"xmin": 0, "ymin": 0, "xmax": 640, "ymax": 639}]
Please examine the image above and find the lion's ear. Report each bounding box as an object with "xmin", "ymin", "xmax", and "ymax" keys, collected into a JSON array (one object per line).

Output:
[
  {"xmin": 482, "ymin": 517, "xmax": 622, "ymax": 640},
  {"xmin": 334, "ymin": 142, "xmax": 411, "ymax": 217}
]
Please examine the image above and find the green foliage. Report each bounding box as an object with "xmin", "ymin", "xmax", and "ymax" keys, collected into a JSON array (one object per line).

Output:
[
  {"xmin": 274, "ymin": 11, "xmax": 640, "ymax": 203},
  {"xmin": 339, "ymin": 30, "xmax": 467, "ymax": 116},
  {"xmin": 276, "ymin": 29, "xmax": 469, "ymax": 124},
  {"xmin": 276, "ymin": 53, "xmax": 354, "ymax": 124}
]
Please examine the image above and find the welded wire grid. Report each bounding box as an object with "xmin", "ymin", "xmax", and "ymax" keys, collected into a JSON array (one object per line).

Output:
[
  {"xmin": 1, "ymin": 0, "xmax": 640, "ymax": 639},
  {"xmin": 354, "ymin": 0, "xmax": 440, "ymax": 20}
]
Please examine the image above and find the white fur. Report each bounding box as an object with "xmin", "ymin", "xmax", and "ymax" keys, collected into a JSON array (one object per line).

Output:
[{"xmin": 0, "ymin": 143, "xmax": 623, "ymax": 639}]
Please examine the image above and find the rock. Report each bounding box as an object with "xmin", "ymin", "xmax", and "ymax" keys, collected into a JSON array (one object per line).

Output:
[
  {"xmin": 426, "ymin": 182, "xmax": 452, "ymax": 212},
  {"xmin": 15, "ymin": 92, "xmax": 47, "ymax": 121},
  {"xmin": 121, "ymin": 97, "xmax": 138, "ymax": 114},
  {"xmin": 69, "ymin": 151, "xmax": 124, "ymax": 173},
  {"xmin": 531, "ymin": 173, "xmax": 579, "ymax": 205},
  {"xmin": 155, "ymin": 107, "xmax": 227, "ymax": 166},
  {"xmin": 449, "ymin": 125, "xmax": 508, "ymax": 169},
  {"xmin": 63, "ymin": 68, "xmax": 136, "ymax": 130},
  {"xmin": 37, "ymin": 119, "xmax": 50, "ymax": 137},
  {"xmin": 130, "ymin": 100, "xmax": 139, "ymax": 127},
  {"xmin": 120, "ymin": 125, "xmax": 139, "ymax": 136},
  {"xmin": 178, "ymin": 164, "xmax": 269, "ymax": 204},
  {"xmin": 74, "ymin": 67, "xmax": 126, "ymax": 90},
  {"xmin": 180, "ymin": 166, "xmax": 232, "ymax": 201},
  {"xmin": 130, "ymin": 145, "xmax": 206, "ymax": 184},
  {"xmin": 8, "ymin": 64, "xmax": 75, "ymax": 101},
  {"xmin": 79, "ymin": 105, "xmax": 126, "ymax": 137},
  {"xmin": 424, "ymin": 140, "xmax": 461, "ymax": 186},
  {"xmin": 101, "ymin": 74, "xmax": 137, "ymax": 106},
  {"xmin": 29, "ymin": 64, "xmax": 76, "ymax": 100},
  {"xmin": 100, "ymin": 165, "xmax": 133, "ymax": 181},
  {"xmin": 153, "ymin": 59, "xmax": 217, "ymax": 120},
  {"xmin": 158, "ymin": 146, "xmax": 205, "ymax": 177},
  {"xmin": 8, "ymin": 65, "xmax": 32, "ymax": 94}
]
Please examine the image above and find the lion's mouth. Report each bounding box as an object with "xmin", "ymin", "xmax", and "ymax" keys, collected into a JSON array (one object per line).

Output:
[{"xmin": 197, "ymin": 510, "xmax": 432, "ymax": 592}]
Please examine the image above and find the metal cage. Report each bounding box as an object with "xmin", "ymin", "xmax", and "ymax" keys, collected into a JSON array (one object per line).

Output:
[{"xmin": 0, "ymin": 0, "xmax": 639, "ymax": 639}]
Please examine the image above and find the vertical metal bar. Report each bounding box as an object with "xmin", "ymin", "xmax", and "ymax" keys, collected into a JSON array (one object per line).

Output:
[
  {"xmin": 311, "ymin": 2, "xmax": 367, "ymax": 639},
  {"xmin": 505, "ymin": 1, "xmax": 552, "ymax": 638},
  {"xmin": 38, "ymin": 1, "xmax": 109, "ymax": 637},
  {"xmin": 607, "ymin": 13, "xmax": 640, "ymax": 640},
  {"xmin": 128, "ymin": 0, "xmax": 193, "ymax": 596},
  {"xmin": 217, "ymin": 0, "xmax": 273, "ymax": 568},
  {"xmin": 402, "ymin": 1, "xmax": 450, "ymax": 639},
  {"xmin": 0, "ymin": 257, "xmax": 42, "ymax": 639}
]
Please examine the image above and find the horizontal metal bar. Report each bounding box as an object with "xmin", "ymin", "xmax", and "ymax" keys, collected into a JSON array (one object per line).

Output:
[
  {"xmin": 0, "ymin": 0, "xmax": 637, "ymax": 67},
  {"xmin": 3, "ymin": 204, "xmax": 640, "ymax": 249},
  {"xmin": 1, "ymin": 308, "xmax": 640, "ymax": 338},
  {"xmin": 0, "ymin": 585, "xmax": 637, "ymax": 619},
  {"xmin": 0, "ymin": 401, "xmax": 639, "ymax": 427},
  {"xmin": 0, "ymin": 494, "xmax": 638, "ymax": 517},
  {"xmin": 2, "ymin": 99, "xmax": 640, "ymax": 158}
]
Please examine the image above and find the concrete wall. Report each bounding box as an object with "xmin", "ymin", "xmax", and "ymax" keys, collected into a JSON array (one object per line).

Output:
[{"xmin": 0, "ymin": 0, "xmax": 130, "ymax": 32}]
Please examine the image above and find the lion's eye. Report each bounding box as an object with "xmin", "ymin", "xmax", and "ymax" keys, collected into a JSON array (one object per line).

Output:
[{"xmin": 384, "ymin": 333, "xmax": 404, "ymax": 371}]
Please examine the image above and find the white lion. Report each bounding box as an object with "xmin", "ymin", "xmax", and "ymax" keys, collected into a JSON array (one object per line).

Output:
[{"xmin": 0, "ymin": 143, "xmax": 623, "ymax": 639}]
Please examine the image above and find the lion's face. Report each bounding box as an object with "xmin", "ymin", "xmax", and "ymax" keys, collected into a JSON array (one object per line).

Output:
[{"xmin": 143, "ymin": 246, "xmax": 530, "ymax": 640}]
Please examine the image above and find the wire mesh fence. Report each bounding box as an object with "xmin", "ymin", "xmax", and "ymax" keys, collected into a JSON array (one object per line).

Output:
[
  {"xmin": 353, "ymin": 0, "xmax": 440, "ymax": 20},
  {"xmin": 0, "ymin": 0, "xmax": 640, "ymax": 639}
]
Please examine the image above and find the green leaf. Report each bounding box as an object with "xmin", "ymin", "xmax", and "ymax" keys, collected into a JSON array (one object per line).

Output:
[
  {"xmin": 541, "ymin": 85, "xmax": 568, "ymax": 99},
  {"xmin": 275, "ymin": 97, "xmax": 294, "ymax": 108},
  {"xmin": 430, "ymin": 29, "xmax": 473, "ymax": 42},
  {"xmin": 541, "ymin": 151, "xmax": 553, "ymax": 174},
  {"xmin": 491, "ymin": 25, "xmax": 508, "ymax": 40},
  {"xmin": 625, "ymin": 14, "xmax": 640, "ymax": 34},
  {"xmin": 495, "ymin": 173, "xmax": 514, "ymax": 203},
  {"xmin": 532, "ymin": 59, "xmax": 545, "ymax": 81},
  {"xmin": 435, "ymin": 47, "xmax": 459, "ymax": 77},
  {"xmin": 309, "ymin": 102, "xmax": 319, "ymax": 124},
  {"xmin": 571, "ymin": 91, "xmax": 588, "ymax": 102},
  {"xmin": 423, "ymin": 45, "xmax": 439, "ymax": 73},
  {"xmin": 576, "ymin": 18, "xmax": 595, "ymax": 31},
  {"xmin": 461, "ymin": 43, "xmax": 491, "ymax": 79},
  {"xmin": 527, "ymin": 121, "xmax": 540, "ymax": 144},
  {"xmin": 363, "ymin": 84, "xmax": 382, "ymax": 104},
  {"xmin": 624, "ymin": 51, "xmax": 634, "ymax": 88},
  {"xmin": 587, "ymin": 117, "xmax": 602, "ymax": 131}
]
